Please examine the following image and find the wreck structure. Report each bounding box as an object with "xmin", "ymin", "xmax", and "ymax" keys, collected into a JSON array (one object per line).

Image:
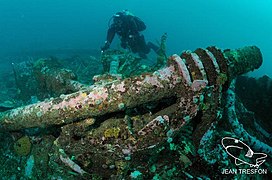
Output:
[
  {"xmin": 0, "ymin": 46, "xmax": 265, "ymax": 178},
  {"xmin": 0, "ymin": 46, "xmax": 262, "ymax": 131}
]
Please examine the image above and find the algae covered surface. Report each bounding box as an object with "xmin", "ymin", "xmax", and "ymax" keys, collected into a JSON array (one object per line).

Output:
[
  {"xmin": 0, "ymin": 45, "xmax": 271, "ymax": 179},
  {"xmin": 0, "ymin": 1, "xmax": 272, "ymax": 179}
]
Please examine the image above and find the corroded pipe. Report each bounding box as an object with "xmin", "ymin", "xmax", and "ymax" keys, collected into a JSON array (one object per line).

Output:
[
  {"xmin": 0, "ymin": 46, "xmax": 262, "ymax": 132},
  {"xmin": 13, "ymin": 58, "xmax": 87, "ymax": 102},
  {"xmin": 0, "ymin": 65, "xmax": 181, "ymax": 131}
]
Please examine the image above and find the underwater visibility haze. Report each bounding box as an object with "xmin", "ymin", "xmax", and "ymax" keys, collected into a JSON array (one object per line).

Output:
[{"xmin": 0, "ymin": 0, "xmax": 271, "ymax": 179}]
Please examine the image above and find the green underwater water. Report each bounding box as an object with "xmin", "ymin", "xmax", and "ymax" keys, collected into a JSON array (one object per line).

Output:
[{"xmin": 0, "ymin": 1, "xmax": 271, "ymax": 179}]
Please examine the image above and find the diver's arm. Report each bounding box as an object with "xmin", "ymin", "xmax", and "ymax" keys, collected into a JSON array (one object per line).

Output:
[
  {"xmin": 106, "ymin": 26, "xmax": 116, "ymax": 45},
  {"xmin": 102, "ymin": 27, "xmax": 116, "ymax": 51}
]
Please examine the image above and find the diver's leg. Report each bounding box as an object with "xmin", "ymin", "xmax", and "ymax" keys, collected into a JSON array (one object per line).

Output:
[
  {"xmin": 120, "ymin": 38, "xmax": 128, "ymax": 49},
  {"xmin": 136, "ymin": 35, "xmax": 150, "ymax": 58},
  {"xmin": 128, "ymin": 34, "xmax": 149, "ymax": 58},
  {"xmin": 147, "ymin": 42, "xmax": 160, "ymax": 54}
]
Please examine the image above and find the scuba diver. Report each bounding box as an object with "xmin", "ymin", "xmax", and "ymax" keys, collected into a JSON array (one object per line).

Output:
[{"xmin": 101, "ymin": 10, "xmax": 159, "ymax": 58}]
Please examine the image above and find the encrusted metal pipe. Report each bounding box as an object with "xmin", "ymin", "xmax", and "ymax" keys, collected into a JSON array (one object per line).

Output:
[
  {"xmin": 0, "ymin": 46, "xmax": 262, "ymax": 132},
  {"xmin": 109, "ymin": 56, "xmax": 120, "ymax": 75}
]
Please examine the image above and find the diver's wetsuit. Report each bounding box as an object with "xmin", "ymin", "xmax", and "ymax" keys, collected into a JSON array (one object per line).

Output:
[{"xmin": 102, "ymin": 11, "xmax": 159, "ymax": 58}]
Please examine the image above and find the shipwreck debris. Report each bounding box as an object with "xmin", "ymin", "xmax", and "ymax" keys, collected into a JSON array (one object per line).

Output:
[
  {"xmin": 0, "ymin": 46, "xmax": 262, "ymax": 132},
  {"xmin": 0, "ymin": 45, "xmax": 268, "ymax": 179}
]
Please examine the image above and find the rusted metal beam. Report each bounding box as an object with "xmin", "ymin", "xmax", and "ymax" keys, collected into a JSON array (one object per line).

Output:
[{"xmin": 0, "ymin": 46, "xmax": 262, "ymax": 132}]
